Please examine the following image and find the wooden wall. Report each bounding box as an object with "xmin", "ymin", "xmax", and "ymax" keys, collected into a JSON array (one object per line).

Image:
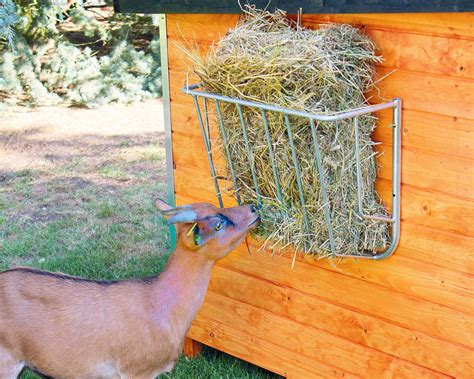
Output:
[{"xmin": 166, "ymin": 13, "xmax": 474, "ymax": 378}]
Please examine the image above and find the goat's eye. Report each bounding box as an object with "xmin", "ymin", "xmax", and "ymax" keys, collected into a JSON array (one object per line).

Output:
[{"xmin": 215, "ymin": 222, "xmax": 223, "ymax": 231}]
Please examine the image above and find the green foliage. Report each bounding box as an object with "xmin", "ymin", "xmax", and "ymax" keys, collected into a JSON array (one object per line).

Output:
[
  {"xmin": 0, "ymin": 1, "xmax": 162, "ymax": 108},
  {"xmin": 0, "ymin": 0, "xmax": 18, "ymax": 50}
]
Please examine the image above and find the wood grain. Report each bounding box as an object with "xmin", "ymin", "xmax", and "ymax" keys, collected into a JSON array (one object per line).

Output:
[
  {"xmin": 167, "ymin": 12, "xmax": 474, "ymax": 378},
  {"xmin": 188, "ymin": 314, "xmax": 351, "ymax": 378},
  {"xmin": 204, "ymin": 265, "xmax": 474, "ymax": 377},
  {"xmin": 373, "ymin": 109, "xmax": 474, "ymax": 160},
  {"xmin": 169, "ymin": 61, "xmax": 474, "ymax": 121},
  {"xmin": 170, "ymin": 100, "xmax": 474, "ymax": 161},
  {"xmin": 197, "ymin": 291, "xmax": 449, "ymax": 378},
  {"xmin": 298, "ymin": 13, "xmax": 474, "ymax": 39},
  {"xmin": 174, "ymin": 165, "xmax": 474, "ymax": 270},
  {"xmin": 168, "ymin": 29, "xmax": 474, "ymax": 80},
  {"xmin": 171, "ymin": 128, "xmax": 474, "ymax": 204},
  {"xmin": 216, "ymin": 246, "xmax": 474, "ymax": 349},
  {"xmin": 367, "ymin": 29, "xmax": 473, "ymax": 78},
  {"xmin": 397, "ymin": 222, "xmax": 474, "ymax": 275},
  {"xmin": 167, "ymin": 13, "xmax": 474, "ymax": 42}
]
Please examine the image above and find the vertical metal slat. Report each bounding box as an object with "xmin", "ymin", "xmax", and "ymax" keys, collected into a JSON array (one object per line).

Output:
[
  {"xmin": 354, "ymin": 117, "xmax": 364, "ymax": 216},
  {"xmin": 284, "ymin": 115, "xmax": 310, "ymax": 232},
  {"xmin": 237, "ymin": 104, "xmax": 261, "ymax": 204},
  {"xmin": 372, "ymin": 98, "xmax": 402, "ymax": 259},
  {"xmin": 261, "ymin": 110, "xmax": 283, "ymax": 203},
  {"xmin": 192, "ymin": 95, "xmax": 224, "ymax": 208},
  {"xmin": 214, "ymin": 100, "xmax": 242, "ymax": 205},
  {"xmin": 353, "ymin": 117, "xmax": 395, "ymax": 223},
  {"xmin": 309, "ymin": 119, "xmax": 336, "ymax": 256}
]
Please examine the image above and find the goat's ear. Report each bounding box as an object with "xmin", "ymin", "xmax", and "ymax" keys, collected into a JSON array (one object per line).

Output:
[{"xmin": 154, "ymin": 198, "xmax": 173, "ymax": 212}]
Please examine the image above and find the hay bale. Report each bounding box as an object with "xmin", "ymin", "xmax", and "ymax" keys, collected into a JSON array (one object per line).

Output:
[{"xmin": 188, "ymin": 7, "xmax": 390, "ymax": 257}]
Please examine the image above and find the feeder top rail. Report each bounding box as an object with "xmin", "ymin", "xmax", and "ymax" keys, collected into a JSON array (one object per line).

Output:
[{"xmin": 183, "ymin": 83, "xmax": 400, "ymax": 121}]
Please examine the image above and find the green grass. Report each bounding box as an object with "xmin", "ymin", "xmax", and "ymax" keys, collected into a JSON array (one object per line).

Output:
[
  {"xmin": 18, "ymin": 347, "xmax": 275, "ymax": 379},
  {"xmin": 0, "ymin": 124, "xmax": 279, "ymax": 379}
]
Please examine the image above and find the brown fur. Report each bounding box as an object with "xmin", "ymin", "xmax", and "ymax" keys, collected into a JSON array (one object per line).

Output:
[{"xmin": 0, "ymin": 201, "xmax": 259, "ymax": 379}]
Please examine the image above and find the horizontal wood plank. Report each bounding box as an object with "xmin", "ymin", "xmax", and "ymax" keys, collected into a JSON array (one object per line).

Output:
[
  {"xmin": 174, "ymin": 165, "xmax": 474, "ymax": 271},
  {"xmin": 375, "ymin": 172, "xmax": 474, "ymax": 236},
  {"xmin": 170, "ymin": 120, "xmax": 474, "ymax": 199},
  {"xmin": 366, "ymin": 29, "xmax": 474, "ymax": 78},
  {"xmin": 371, "ymin": 67, "xmax": 473, "ymax": 120},
  {"xmin": 217, "ymin": 247, "xmax": 474, "ymax": 349},
  {"xmin": 373, "ymin": 109, "xmax": 474, "ymax": 160},
  {"xmin": 167, "ymin": 13, "xmax": 474, "ymax": 43},
  {"xmin": 398, "ymin": 222, "xmax": 474, "ymax": 274},
  {"xmin": 168, "ymin": 49, "xmax": 474, "ymax": 122},
  {"xmin": 298, "ymin": 13, "xmax": 474, "ymax": 39},
  {"xmin": 170, "ymin": 99, "xmax": 474, "ymax": 161},
  {"xmin": 173, "ymin": 168, "xmax": 474, "ymax": 313},
  {"xmin": 168, "ymin": 30, "xmax": 474, "ymax": 80},
  {"xmin": 197, "ymin": 291, "xmax": 448, "ymax": 378},
  {"xmin": 171, "ymin": 128, "xmax": 474, "ymax": 207},
  {"xmin": 167, "ymin": 14, "xmax": 239, "ymax": 45},
  {"xmin": 189, "ymin": 313, "xmax": 351, "ymax": 378},
  {"xmin": 304, "ymin": 251, "xmax": 474, "ymax": 314},
  {"xmin": 200, "ymin": 264, "xmax": 474, "ymax": 377}
]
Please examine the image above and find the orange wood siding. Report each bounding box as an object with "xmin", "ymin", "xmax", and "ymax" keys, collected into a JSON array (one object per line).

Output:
[{"xmin": 166, "ymin": 13, "xmax": 474, "ymax": 378}]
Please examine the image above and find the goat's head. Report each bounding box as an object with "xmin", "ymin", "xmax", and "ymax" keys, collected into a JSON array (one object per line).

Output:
[{"xmin": 155, "ymin": 199, "xmax": 260, "ymax": 261}]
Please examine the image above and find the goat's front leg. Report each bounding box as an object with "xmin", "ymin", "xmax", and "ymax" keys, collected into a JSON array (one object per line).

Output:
[{"xmin": 0, "ymin": 346, "xmax": 24, "ymax": 379}]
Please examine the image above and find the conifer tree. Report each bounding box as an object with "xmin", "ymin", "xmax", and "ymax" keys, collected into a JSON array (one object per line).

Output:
[
  {"xmin": 0, "ymin": 0, "xmax": 17, "ymax": 50},
  {"xmin": 0, "ymin": 1, "xmax": 162, "ymax": 108}
]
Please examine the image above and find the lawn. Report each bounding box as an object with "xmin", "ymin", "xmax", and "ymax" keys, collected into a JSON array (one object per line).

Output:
[{"xmin": 0, "ymin": 102, "xmax": 279, "ymax": 379}]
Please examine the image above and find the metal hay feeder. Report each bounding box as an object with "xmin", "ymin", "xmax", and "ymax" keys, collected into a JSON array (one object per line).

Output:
[{"xmin": 183, "ymin": 83, "xmax": 402, "ymax": 260}]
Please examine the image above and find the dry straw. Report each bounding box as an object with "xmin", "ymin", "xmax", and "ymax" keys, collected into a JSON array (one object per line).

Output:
[{"xmin": 187, "ymin": 6, "xmax": 390, "ymax": 257}]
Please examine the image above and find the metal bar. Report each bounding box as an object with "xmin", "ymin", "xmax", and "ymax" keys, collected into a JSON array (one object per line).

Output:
[
  {"xmin": 192, "ymin": 95, "xmax": 224, "ymax": 208},
  {"xmin": 372, "ymin": 98, "xmax": 402, "ymax": 260},
  {"xmin": 284, "ymin": 115, "xmax": 310, "ymax": 231},
  {"xmin": 309, "ymin": 119, "xmax": 336, "ymax": 256},
  {"xmin": 237, "ymin": 104, "xmax": 261, "ymax": 203},
  {"xmin": 203, "ymin": 98, "xmax": 211, "ymax": 143},
  {"xmin": 353, "ymin": 117, "xmax": 364, "ymax": 216},
  {"xmin": 261, "ymin": 110, "xmax": 283, "ymax": 202},
  {"xmin": 214, "ymin": 100, "xmax": 241, "ymax": 205},
  {"xmin": 334, "ymin": 99, "xmax": 402, "ymax": 259},
  {"xmin": 183, "ymin": 83, "xmax": 397, "ymax": 122},
  {"xmin": 158, "ymin": 14, "xmax": 176, "ymax": 251},
  {"xmin": 184, "ymin": 82, "xmax": 402, "ymax": 260},
  {"xmin": 354, "ymin": 117, "xmax": 396, "ymax": 224}
]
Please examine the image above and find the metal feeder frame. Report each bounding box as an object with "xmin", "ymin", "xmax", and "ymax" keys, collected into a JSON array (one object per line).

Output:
[{"xmin": 183, "ymin": 83, "xmax": 402, "ymax": 260}]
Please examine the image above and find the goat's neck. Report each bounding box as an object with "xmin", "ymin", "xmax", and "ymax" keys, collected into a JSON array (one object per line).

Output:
[{"xmin": 150, "ymin": 247, "xmax": 214, "ymax": 339}]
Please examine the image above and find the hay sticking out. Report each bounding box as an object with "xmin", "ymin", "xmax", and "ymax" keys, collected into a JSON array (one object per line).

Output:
[{"xmin": 189, "ymin": 7, "xmax": 390, "ymax": 257}]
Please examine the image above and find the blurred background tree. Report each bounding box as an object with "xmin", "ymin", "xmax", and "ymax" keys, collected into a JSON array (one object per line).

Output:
[
  {"xmin": 0, "ymin": 0, "xmax": 18, "ymax": 50},
  {"xmin": 0, "ymin": 0, "xmax": 161, "ymax": 108}
]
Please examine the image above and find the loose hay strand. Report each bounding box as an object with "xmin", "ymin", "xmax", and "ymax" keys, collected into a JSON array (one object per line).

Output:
[{"xmin": 187, "ymin": 6, "xmax": 391, "ymax": 258}]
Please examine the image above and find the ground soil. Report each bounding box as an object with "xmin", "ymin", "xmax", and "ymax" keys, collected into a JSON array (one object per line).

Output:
[{"xmin": 0, "ymin": 100, "xmax": 165, "ymax": 224}]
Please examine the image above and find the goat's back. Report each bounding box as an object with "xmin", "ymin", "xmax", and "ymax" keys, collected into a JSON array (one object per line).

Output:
[{"xmin": 0, "ymin": 268, "xmax": 177, "ymax": 378}]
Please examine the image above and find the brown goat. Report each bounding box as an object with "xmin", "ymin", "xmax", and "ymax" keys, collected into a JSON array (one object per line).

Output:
[{"xmin": 0, "ymin": 199, "xmax": 259, "ymax": 378}]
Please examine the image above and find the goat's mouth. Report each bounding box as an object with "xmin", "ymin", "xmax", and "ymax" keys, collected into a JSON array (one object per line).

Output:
[{"xmin": 248, "ymin": 217, "xmax": 260, "ymax": 228}]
